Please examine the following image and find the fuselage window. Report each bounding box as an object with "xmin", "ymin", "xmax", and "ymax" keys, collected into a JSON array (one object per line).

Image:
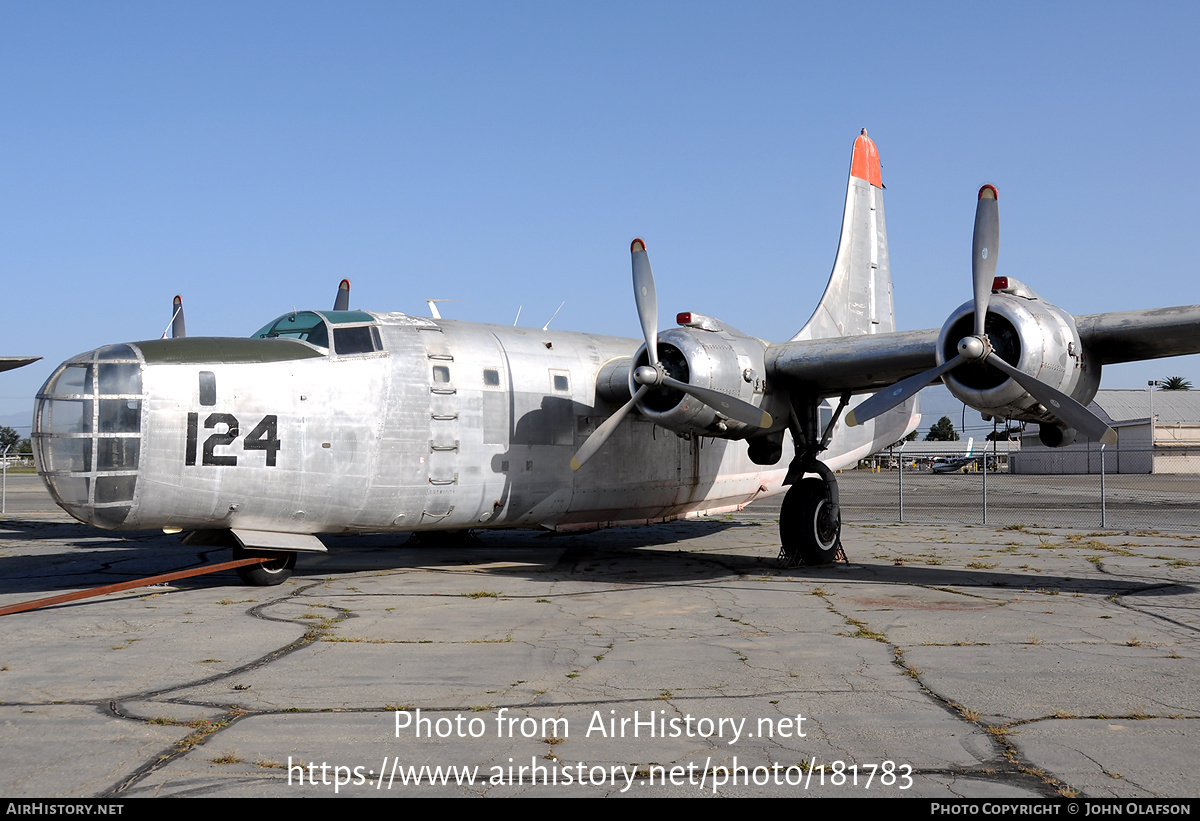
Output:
[
  {"xmin": 433, "ymin": 365, "xmax": 451, "ymax": 383},
  {"xmin": 483, "ymin": 368, "xmax": 500, "ymax": 387},
  {"xmin": 199, "ymin": 371, "xmax": 217, "ymax": 406},
  {"xmin": 552, "ymin": 372, "xmax": 570, "ymax": 392}
]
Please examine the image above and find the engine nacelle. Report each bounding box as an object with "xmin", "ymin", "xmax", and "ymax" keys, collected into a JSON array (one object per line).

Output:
[
  {"xmin": 626, "ymin": 315, "xmax": 776, "ymax": 439},
  {"xmin": 935, "ymin": 279, "xmax": 1101, "ymax": 434}
]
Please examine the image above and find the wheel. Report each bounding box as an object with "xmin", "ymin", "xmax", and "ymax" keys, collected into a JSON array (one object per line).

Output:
[
  {"xmin": 233, "ymin": 545, "xmax": 297, "ymax": 586},
  {"xmin": 779, "ymin": 477, "xmax": 841, "ymax": 566}
]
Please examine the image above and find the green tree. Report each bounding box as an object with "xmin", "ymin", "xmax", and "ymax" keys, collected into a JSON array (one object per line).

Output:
[
  {"xmin": 1162, "ymin": 376, "xmax": 1193, "ymax": 390},
  {"xmin": 987, "ymin": 425, "xmax": 1023, "ymax": 441},
  {"xmin": 924, "ymin": 416, "xmax": 960, "ymax": 442},
  {"xmin": 0, "ymin": 426, "xmax": 18, "ymax": 452}
]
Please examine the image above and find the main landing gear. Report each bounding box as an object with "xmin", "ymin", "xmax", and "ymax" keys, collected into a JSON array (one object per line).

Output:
[
  {"xmin": 779, "ymin": 477, "xmax": 842, "ymax": 566},
  {"xmin": 776, "ymin": 392, "xmax": 851, "ymax": 567},
  {"xmin": 778, "ymin": 460, "xmax": 846, "ymax": 569}
]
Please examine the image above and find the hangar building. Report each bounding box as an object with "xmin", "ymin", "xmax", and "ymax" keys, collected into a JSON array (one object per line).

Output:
[{"xmin": 1009, "ymin": 390, "xmax": 1200, "ymax": 474}]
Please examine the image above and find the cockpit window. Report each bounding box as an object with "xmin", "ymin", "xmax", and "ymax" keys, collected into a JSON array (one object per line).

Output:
[
  {"xmin": 252, "ymin": 311, "xmax": 384, "ymax": 358},
  {"xmin": 252, "ymin": 312, "xmax": 330, "ymax": 349},
  {"xmin": 333, "ymin": 326, "xmax": 382, "ymax": 355}
]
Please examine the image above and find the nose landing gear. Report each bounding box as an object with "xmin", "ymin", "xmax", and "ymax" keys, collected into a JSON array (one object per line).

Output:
[{"xmin": 233, "ymin": 545, "xmax": 297, "ymax": 586}]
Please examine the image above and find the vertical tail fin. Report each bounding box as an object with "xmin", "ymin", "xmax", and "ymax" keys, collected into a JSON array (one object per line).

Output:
[{"xmin": 792, "ymin": 129, "xmax": 894, "ymax": 341}]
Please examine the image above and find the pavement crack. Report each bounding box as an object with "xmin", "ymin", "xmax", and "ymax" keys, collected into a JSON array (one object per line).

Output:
[
  {"xmin": 818, "ymin": 592, "xmax": 1072, "ymax": 798},
  {"xmin": 90, "ymin": 581, "xmax": 350, "ymax": 795},
  {"xmin": 101, "ymin": 705, "xmax": 251, "ymax": 797}
]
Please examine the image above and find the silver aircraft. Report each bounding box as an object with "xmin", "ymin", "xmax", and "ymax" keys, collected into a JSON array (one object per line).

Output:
[{"xmin": 31, "ymin": 131, "xmax": 1200, "ymax": 584}]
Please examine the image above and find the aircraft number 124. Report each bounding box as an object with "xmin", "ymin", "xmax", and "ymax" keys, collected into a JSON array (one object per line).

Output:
[{"xmin": 184, "ymin": 412, "xmax": 281, "ymax": 467}]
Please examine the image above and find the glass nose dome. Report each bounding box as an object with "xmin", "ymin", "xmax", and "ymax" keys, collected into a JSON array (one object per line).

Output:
[{"xmin": 33, "ymin": 344, "xmax": 143, "ymax": 528}]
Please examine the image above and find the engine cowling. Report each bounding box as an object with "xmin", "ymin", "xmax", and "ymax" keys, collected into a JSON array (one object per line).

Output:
[
  {"xmin": 936, "ymin": 279, "xmax": 1101, "ymax": 431},
  {"xmin": 625, "ymin": 316, "xmax": 775, "ymax": 439}
]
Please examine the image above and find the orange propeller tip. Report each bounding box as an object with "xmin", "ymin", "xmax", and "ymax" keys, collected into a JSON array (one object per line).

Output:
[
  {"xmin": 630, "ymin": 238, "xmax": 646, "ymax": 253},
  {"xmin": 978, "ymin": 184, "xmax": 998, "ymax": 200}
]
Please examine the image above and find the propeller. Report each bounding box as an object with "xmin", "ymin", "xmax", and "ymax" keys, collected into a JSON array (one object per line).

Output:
[
  {"xmin": 333, "ymin": 278, "xmax": 351, "ymax": 311},
  {"xmin": 571, "ymin": 239, "xmax": 772, "ymax": 471},
  {"xmin": 846, "ymin": 185, "xmax": 1117, "ymax": 446},
  {"xmin": 972, "ymin": 185, "xmax": 999, "ymax": 337},
  {"xmin": 162, "ymin": 295, "xmax": 186, "ymax": 339}
]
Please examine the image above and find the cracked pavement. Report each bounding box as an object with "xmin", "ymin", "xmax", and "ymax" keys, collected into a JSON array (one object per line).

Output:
[{"xmin": 1, "ymin": 477, "xmax": 1198, "ymax": 797}]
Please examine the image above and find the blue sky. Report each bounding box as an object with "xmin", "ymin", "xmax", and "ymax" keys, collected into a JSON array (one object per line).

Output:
[{"xmin": 3, "ymin": 2, "xmax": 1198, "ymax": 432}]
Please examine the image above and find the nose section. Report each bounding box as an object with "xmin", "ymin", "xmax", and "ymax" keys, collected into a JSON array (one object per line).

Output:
[{"xmin": 32, "ymin": 344, "xmax": 143, "ymax": 528}]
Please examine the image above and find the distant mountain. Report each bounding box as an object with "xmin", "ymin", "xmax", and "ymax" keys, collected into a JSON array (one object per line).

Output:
[{"xmin": 0, "ymin": 410, "xmax": 34, "ymax": 435}]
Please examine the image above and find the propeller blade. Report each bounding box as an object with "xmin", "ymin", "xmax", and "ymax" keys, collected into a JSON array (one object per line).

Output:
[
  {"xmin": 982, "ymin": 353, "xmax": 1117, "ymax": 445},
  {"xmin": 656, "ymin": 374, "xmax": 772, "ymax": 428},
  {"xmin": 631, "ymin": 239, "xmax": 658, "ymax": 367},
  {"xmin": 576, "ymin": 237, "xmax": 769, "ymax": 470},
  {"xmin": 333, "ymin": 278, "xmax": 350, "ymax": 311},
  {"xmin": 167, "ymin": 296, "xmax": 186, "ymax": 339},
  {"xmin": 571, "ymin": 385, "xmax": 649, "ymax": 471},
  {"xmin": 846, "ymin": 355, "xmax": 966, "ymax": 427},
  {"xmin": 972, "ymin": 185, "xmax": 999, "ymax": 337}
]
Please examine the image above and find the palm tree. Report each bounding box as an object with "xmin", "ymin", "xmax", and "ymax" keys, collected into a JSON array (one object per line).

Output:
[{"xmin": 1162, "ymin": 376, "xmax": 1193, "ymax": 390}]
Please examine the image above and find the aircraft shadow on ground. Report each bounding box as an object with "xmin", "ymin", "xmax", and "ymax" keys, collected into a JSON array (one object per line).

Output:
[{"xmin": 0, "ymin": 518, "xmax": 1190, "ymax": 602}]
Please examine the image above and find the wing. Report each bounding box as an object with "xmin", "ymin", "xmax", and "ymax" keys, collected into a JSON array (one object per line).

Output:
[
  {"xmin": 0, "ymin": 357, "xmax": 40, "ymax": 374},
  {"xmin": 1075, "ymin": 305, "xmax": 1200, "ymax": 364},
  {"xmin": 767, "ymin": 305, "xmax": 1200, "ymax": 401},
  {"xmin": 765, "ymin": 329, "xmax": 938, "ymax": 397}
]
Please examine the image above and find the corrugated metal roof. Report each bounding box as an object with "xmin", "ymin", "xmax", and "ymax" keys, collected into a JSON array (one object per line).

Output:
[{"xmin": 1090, "ymin": 389, "xmax": 1200, "ymax": 425}]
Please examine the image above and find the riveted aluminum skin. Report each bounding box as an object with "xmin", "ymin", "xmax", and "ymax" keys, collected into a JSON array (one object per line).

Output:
[{"xmin": 33, "ymin": 312, "xmax": 817, "ymax": 535}]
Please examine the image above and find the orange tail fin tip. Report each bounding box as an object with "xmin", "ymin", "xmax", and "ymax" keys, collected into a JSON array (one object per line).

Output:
[{"xmin": 850, "ymin": 128, "xmax": 882, "ymax": 188}]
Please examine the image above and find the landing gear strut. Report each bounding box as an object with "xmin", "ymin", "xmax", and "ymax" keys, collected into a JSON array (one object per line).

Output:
[
  {"xmin": 778, "ymin": 476, "xmax": 844, "ymax": 567},
  {"xmin": 778, "ymin": 391, "xmax": 849, "ymax": 567}
]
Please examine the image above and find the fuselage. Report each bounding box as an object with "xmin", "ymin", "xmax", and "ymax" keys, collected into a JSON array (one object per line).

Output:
[{"xmin": 33, "ymin": 310, "xmax": 857, "ymax": 535}]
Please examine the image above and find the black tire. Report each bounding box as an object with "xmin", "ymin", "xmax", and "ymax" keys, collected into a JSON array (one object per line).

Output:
[
  {"xmin": 233, "ymin": 546, "xmax": 297, "ymax": 586},
  {"xmin": 779, "ymin": 477, "xmax": 840, "ymax": 566}
]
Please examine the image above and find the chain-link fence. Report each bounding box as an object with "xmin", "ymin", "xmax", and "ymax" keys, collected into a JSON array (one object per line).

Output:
[{"xmin": 838, "ymin": 449, "xmax": 1200, "ymax": 531}]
